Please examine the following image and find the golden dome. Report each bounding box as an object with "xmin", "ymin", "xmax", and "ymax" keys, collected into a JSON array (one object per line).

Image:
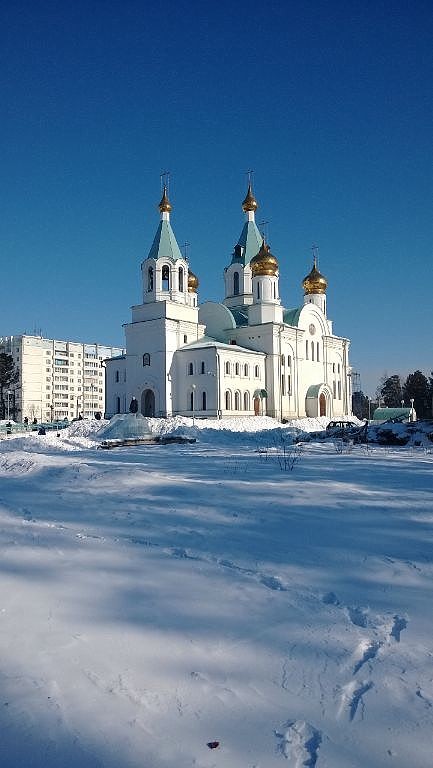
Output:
[
  {"xmin": 302, "ymin": 259, "xmax": 328, "ymax": 294},
  {"xmin": 250, "ymin": 241, "xmax": 278, "ymax": 277},
  {"xmin": 158, "ymin": 185, "xmax": 172, "ymax": 213},
  {"xmin": 242, "ymin": 183, "xmax": 258, "ymax": 213},
  {"xmin": 188, "ymin": 269, "xmax": 199, "ymax": 292}
]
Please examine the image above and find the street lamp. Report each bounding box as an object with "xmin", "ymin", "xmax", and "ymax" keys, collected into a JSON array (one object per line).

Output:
[{"xmin": 192, "ymin": 384, "xmax": 196, "ymax": 426}]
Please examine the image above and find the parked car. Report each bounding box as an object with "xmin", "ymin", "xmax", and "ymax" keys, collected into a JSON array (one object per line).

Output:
[{"xmin": 326, "ymin": 420, "xmax": 359, "ymax": 432}]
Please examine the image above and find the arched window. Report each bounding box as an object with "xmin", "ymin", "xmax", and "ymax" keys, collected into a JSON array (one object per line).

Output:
[
  {"xmin": 148, "ymin": 267, "xmax": 154, "ymax": 292},
  {"xmin": 234, "ymin": 391, "xmax": 240, "ymax": 410},
  {"xmin": 233, "ymin": 271, "xmax": 239, "ymax": 296},
  {"xmin": 244, "ymin": 363, "xmax": 249, "ymax": 377},
  {"xmin": 254, "ymin": 365, "xmax": 260, "ymax": 378},
  {"xmin": 311, "ymin": 341, "xmax": 315, "ymax": 361},
  {"xmin": 273, "ymin": 282, "xmax": 276, "ymax": 299},
  {"xmin": 235, "ymin": 362, "xmax": 240, "ymax": 376},
  {"xmin": 243, "ymin": 391, "xmax": 250, "ymax": 411},
  {"xmin": 281, "ymin": 354, "xmax": 285, "ymax": 366},
  {"xmin": 143, "ymin": 353, "xmax": 150, "ymax": 366},
  {"xmin": 306, "ymin": 341, "xmax": 309, "ymax": 360},
  {"xmin": 178, "ymin": 267, "xmax": 184, "ymax": 292},
  {"xmin": 225, "ymin": 361, "xmax": 230, "ymax": 375},
  {"xmin": 188, "ymin": 362, "xmax": 194, "ymax": 375},
  {"xmin": 162, "ymin": 264, "xmax": 170, "ymax": 290},
  {"xmin": 201, "ymin": 361, "xmax": 205, "ymax": 374},
  {"xmin": 202, "ymin": 391, "xmax": 207, "ymax": 410},
  {"xmin": 281, "ymin": 375, "xmax": 286, "ymax": 395},
  {"xmin": 115, "ymin": 370, "xmax": 120, "ymax": 383},
  {"xmin": 257, "ymin": 282, "xmax": 260, "ymax": 299},
  {"xmin": 316, "ymin": 343, "xmax": 320, "ymax": 361},
  {"xmin": 225, "ymin": 390, "xmax": 232, "ymax": 410},
  {"xmin": 288, "ymin": 374, "xmax": 292, "ymax": 394},
  {"xmin": 115, "ymin": 396, "xmax": 121, "ymax": 414},
  {"xmin": 287, "ymin": 355, "xmax": 292, "ymax": 367},
  {"xmin": 190, "ymin": 391, "xmax": 194, "ymax": 410}
]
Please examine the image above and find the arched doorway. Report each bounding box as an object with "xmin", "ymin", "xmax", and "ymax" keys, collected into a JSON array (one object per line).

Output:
[
  {"xmin": 141, "ymin": 389, "xmax": 155, "ymax": 417},
  {"xmin": 254, "ymin": 397, "xmax": 260, "ymax": 416},
  {"xmin": 319, "ymin": 393, "xmax": 326, "ymax": 416}
]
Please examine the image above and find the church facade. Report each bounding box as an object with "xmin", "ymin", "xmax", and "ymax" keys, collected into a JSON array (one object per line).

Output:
[{"xmin": 105, "ymin": 185, "xmax": 352, "ymax": 421}]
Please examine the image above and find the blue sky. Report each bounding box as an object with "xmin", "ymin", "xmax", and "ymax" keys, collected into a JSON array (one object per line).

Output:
[{"xmin": 1, "ymin": 0, "xmax": 432, "ymax": 396}]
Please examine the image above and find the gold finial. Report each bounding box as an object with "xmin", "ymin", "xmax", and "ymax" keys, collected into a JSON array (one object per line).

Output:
[
  {"xmin": 242, "ymin": 182, "xmax": 258, "ymax": 213},
  {"xmin": 250, "ymin": 240, "xmax": 278, "ymax": 276},
  {"xmin": 158, "ymin": 185, "xmax": 172, "ymax": 213},
  {"xmin": 188, "ymin": 269, "xmax": 199, "ymax": 292}
]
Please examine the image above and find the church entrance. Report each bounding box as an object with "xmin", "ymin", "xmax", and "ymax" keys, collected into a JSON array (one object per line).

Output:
[
  {"xmin": 319, "ymin": 393, "xmax": 326, "ymax": 417},
  {"xmin": 141, "ymin": 389, "xmax": 155, "ymax": 417}
]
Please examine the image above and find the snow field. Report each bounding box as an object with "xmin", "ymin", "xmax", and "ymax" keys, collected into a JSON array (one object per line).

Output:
[{"xmin": 0, "ymin": 419, "xmax": 432, "ymax": 767}]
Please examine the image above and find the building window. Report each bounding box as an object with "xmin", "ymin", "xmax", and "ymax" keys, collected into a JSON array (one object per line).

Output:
[
  {"xmin": 115, "ymin": 370, "xmax": 120, "ymax": 383},
  {"xmin": 257, "ymin": 283, "xmax": 260, "ymax": 299},
  {"xmin": 225, "ymin": 390, "xmax": 232, "ymax": 410},
  {"xmin": 115, "ymin": 396, "xmax": 121, "ymax": 414},
  {"xmin": 281, "ymin": 375, "xmax": 285, "ymax": 395},
  {"xmin": 233, "ymin": 271, "xmax": 239, "ymax": 296},
  {"xmin": 148, "ymin": 267, "xmax": 154, "ymax": 292},
  {"xmin": 202, "ymin": 391, "xmax": 207, "ymax": 410},
  {"xmin": 338, "ymin": 363, "xmax": 341, "ymax": 374},
  {"xmin": 201, "ymin": 361, "xmax": 205, "ymax": 374},
  {"xmin": 288, "ymin": 355, "xmax": 292, "ymax": 367},
  {"xmin": 254, "ymin": 365, "xmax": 260, "ymax": 378},
  {"xmin": 317, "ymin": 343, "xmax": 320, "ymax": 361},
  {"xmin": 143, "ymin": 353, "xmax": 150, "ymax": 366},
  {"xmin": 281, "ymin": 354, "xmax": 285, "ymax": 366},
  {"xmin": 225, "ymin": 361, "xmax": 230, "ymax": 375},
  {"xmin": 244, "ymin": 363, "xmax": 249, "ymax": 377},
  {"xmin": 188, "ymin": 362, "xmax": 194, "ymax": 375},
  {"xmin": 338, "ymin": 380, "xmax": 341, "ymax": 400},
  {"xmin": 234, "ymin": 391, "xmax": 241, "ymax": 410},
  {"xmin": 306, "ymin": 341, "xmax": 309, "ymax": 360},
  {"xmin": 333, "ymin": 381, "xmax": 336, "ymax": 398},
  {"xmin": 235, "ymin": 362, "xmax": 240, "ymax": 375},
  {"xmin": 243, "ymin": 391, "xmax": 250, "ymax": 411},
  {"xmin": 184, "ymin": 334, "xmax": 187, "ymax": 343},
  {"xmin": 190, "ymin": 391, "xmax": 194, "ymax": 411},
  {"xmin": 179, "ymin": 267, "xmax": 184, "ymax": 292},
  {"xmin": 162, "ymin": 264, "xmax": 170, "ymax": 290},
  {"xmin": 288, "ymin": 374, "xmax": 292, "ymax": 394},
  {"xmin": 332, "ymin": 363, "xmax": 335, "ymax": 373}
]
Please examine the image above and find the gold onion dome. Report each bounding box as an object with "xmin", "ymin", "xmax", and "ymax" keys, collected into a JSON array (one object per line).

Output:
[
  {"xmin": 302, "ymin": 260, "xmax": 328, "ymax": 294},
  {"xmin": 250, "ymin": 241, "xmax": 279, "ymax": 276},
  {"xmin": 188, "ymin": 269, "xmax": 199, "ymax": 292},
  {"xmin": 242, "ymin": 183, "xmax": 258, "ymax": 213},
  {"xmin": 158, "ymin": 185, "xmax": 172, "ymax": 213}
]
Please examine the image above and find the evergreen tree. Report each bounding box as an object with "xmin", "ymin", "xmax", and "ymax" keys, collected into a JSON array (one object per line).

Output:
[
  {"xmin": 379, "ymin": 374, "xmax": 403, "ymax": 407},
  {"xmin": 0, "ymin": 353, "xmax": 19, "ymax": 420},
  {"xmin": 402, "ymin": 370, "xmax": 431, "ymax": 419}
]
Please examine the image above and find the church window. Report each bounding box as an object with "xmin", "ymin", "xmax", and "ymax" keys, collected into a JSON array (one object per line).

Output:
[
  {"xmin": 147, "ymin": 267, "xmax": 154, "ymax": 292},
  {"xmin": 115, "ymin": 370, "xmax": 120, "ymax": 383},
  {"xmin": 184, "ymin": 335, "xmax": 188, "ymax": 343},
  {"xmin": 281, "ymin": 375, "xmax": 285, "ymax": 395},
  {"xmin": 281, "ymin": 354, "xmax": 285, "ymax": 366},
  {"xmin": 287, "ymin": 355, "xmax": 292, "ymax": 367},
  {"xmin": 235, "ymin": 362, "xmax": 240, "ymax": 375},
  {"xmin": 243, "ymin": 391, "xmax": 250, "ymax": 411},
  {"xmin": 190, "ymin": 391, "xmax": 194, "ymax": 411},
  {"xmin": 333, "ymin": 381, "xmax": 336, "ymax": 398},
  {"xmin": 338, "ymin": 380, "xmax": 341, "ymax": 400},
  {"xmin": 244, "ymin": 363, "xmax": 249, "ymax": 377},
  {"xmin": 233, "ymin": 271, "xmax": 240, "ymax": 296},
  {"xmin": 225, "ymin": 390, "xmax": 232, "ymax": 410},
  {"xmin": 316, "ymin": 343, "xmax": 320, "ymax": 361},
  {"xmin": 288, "ymin": 374, "xmax": 292, "ymax": 394},
  {"xmin": 201, "ymin": 361, "xmax": 205, "ymax": 374},
  {"xmin": 257, "ymin": 283, "xmax": 260, "ymax": 299},
  {"xmin": 234, "ymin": 391, "xmax": 241, "ymax": 410},
  {"xmin": 306, "ymin": 341, "xmax": 309, "ymax": 360},
  {"xmin": 273, "ymin": 282, "xmax": 276, "ymax": 299},
  {"xmin": 225, "ymin": 361, "xmax": 230, "ymax": 375},
  {"xmin": 115, "ymin": 396, "xmax": 121, "ymax": 414},
  {"xmin": 179, "ymin": 267, "xmax": 184, "ymax": 292},
  {"xmin": 162, "ymin": 265, "xmax": 170, "ymax": 290},
  {"xmin": 188, "ymin": 362, "xmax": 194, "ymax": 375},
  {"xmin": 332, "ymin": 363, "xmax": 335, "ymax": 373},
  {"xmin": 254, "ymin": 365, "xmax": 260, "ymax": 378},
  {"xmin": 338, "ymin": 363, "xmax": 341, "ymax": 374},
  {"xmin": 202, "ymin": 391, "xmax": 207, "ymax": 410},
  {"xmin": 143, "ymin": 353, "xmax": 150, "ymax": 366},
  {"xmin": 311, "ymin": 342, "xmax": 315, "ymax": 361}
]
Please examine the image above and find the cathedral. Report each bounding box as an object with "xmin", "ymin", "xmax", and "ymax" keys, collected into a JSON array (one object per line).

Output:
[{"xmin": 105, "ymin": 184, "xmax": 352, "ymax": 421}]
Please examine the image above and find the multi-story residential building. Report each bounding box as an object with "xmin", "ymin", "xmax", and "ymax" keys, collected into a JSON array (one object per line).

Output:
[{"xmin": 0, "ymin": 335, "xmax": 125, "ymax": 422}]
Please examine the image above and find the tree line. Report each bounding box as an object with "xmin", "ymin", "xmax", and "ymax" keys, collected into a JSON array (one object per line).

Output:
[
  {"xmin": 353, "ymin": 371, "xmax": 433, "ymax": 420},
  {"xmin": 0, "ymin": 353, "xmax": 19, "ymax": 420}
]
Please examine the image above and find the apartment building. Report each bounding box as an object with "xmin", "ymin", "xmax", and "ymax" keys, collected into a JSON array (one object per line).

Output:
[{"xmin": 0, "ymin": 335, "xmax": 125, "ymax": 422}]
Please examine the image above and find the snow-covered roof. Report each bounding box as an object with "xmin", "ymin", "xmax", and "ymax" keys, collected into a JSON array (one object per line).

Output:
[{"xmin": 179, "ymin": 335, "xmax": 265, "ymax": 355}]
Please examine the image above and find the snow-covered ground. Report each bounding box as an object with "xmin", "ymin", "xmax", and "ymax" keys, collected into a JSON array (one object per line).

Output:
[{"xmin": 0, "ymin": 417, "xmax": 432, "ymax": 767}]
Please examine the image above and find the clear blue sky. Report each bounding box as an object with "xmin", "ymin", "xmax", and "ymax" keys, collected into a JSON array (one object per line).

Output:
[{"xmin": 1, "ymin": 0, "xmax": 432, "ymax": 396}]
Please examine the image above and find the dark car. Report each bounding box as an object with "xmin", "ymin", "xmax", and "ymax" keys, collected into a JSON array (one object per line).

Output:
[{"xmin": 326, "ymin": 420, "xmax": 359, "ymax": 432}]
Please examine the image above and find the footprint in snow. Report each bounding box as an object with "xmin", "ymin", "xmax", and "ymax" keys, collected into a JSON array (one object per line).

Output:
[{"xmin": 275, "ymin": 720, "xmax": 322, "ymax": 766}]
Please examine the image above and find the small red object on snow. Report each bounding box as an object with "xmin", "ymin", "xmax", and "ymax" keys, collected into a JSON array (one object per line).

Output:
[{"xmin": 207, "ymin": 741, "xmax": 220, "ymax": 749}]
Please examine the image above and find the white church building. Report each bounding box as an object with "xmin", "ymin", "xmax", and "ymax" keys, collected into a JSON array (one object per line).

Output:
[{"xmin": 105, "ymin": 185, "xmax": 352, "ymax": 421}]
